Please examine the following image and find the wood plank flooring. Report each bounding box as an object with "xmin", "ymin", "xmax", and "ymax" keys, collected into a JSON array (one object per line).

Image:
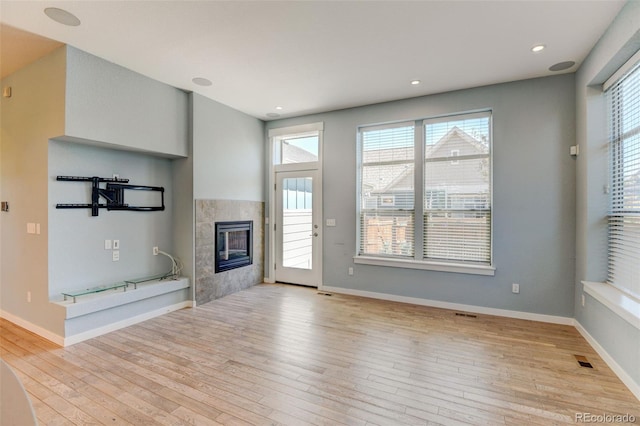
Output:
[{"xmin": 1, "ymin": 283, "xmax": 639, "ymax": 425}]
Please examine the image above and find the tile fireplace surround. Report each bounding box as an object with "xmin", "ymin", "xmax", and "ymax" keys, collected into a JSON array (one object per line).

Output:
[{"xmin": 195, "ymin": 199, "xmax": 264, "ymax": 305}]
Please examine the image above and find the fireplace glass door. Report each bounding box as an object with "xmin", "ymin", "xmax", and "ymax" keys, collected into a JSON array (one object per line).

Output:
[{"xmin": 215, "ymin": 221, "xmax": 253, "ymax": 273}]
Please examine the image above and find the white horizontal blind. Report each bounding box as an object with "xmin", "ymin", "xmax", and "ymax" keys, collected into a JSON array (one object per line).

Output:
[
  {"xmin": 359, "ymin": 123, "xmax": 415, "ymax": 257},
  {"xmin": 607, "ymin": 60, "xmax": 640, "ymax": 300},
  {"xmin": 423, "ymin": 113, "xmax": 491, "ymax": 264}
]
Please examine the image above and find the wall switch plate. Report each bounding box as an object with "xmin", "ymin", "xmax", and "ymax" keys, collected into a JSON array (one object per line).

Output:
[
  {"xmin": 105, "ymin": 240, "xmax": 112, "ymax": 250},
  {"xmin": 27, "ymin": 291, "xmax": 31, "ymax": 303},
  {"xmin": 36, "ymin": 223, "xmax": 41, "ymax": 235},
  {"xmin": 1, "ymin": 201, "xmax": 8, "ymax": 212},
  {"xmin": 27, "ymin": 223, "xmax": 36, "ymax": 234},
  {"xmin": 581, "ymin": 294, "xmax": 585, "ymax": 307},
  {"xmin": 570, "ymin": 145, "xmax": 579, "ymax": 156},
  {"xmin": 348, "ymin": 267, "xmax": 354, "ymax": 276},
  {"xmin": 3, "ymin": 86, "xmax": 11, "ymax": 98},
  {"xmin": 113, "ymin": 240, "xmax": 120, "ymax": 249},
  {"xmin": 326, "ymin": 219, "xmax": 336, "ymax": 227},
  {"xmin": 112, "ymin": 250, "xmax": 120, "ymax": 261},
  {"xmin": 512, "ymin": 283, "xmax": 520, "ymax": 294}
]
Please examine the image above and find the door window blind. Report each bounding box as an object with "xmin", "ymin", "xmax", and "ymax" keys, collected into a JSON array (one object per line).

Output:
[{"xmin": 607, "ymin": 60, "xmax": 640, "ymax": 300}]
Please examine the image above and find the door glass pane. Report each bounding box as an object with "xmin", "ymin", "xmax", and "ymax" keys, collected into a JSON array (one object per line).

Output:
[{"xmin": 282, "ymin": 177, "xmax": 313, "ymax": 269}]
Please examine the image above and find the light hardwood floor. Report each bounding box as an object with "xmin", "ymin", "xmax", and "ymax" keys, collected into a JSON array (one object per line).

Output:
[{"xmin": 1, "ymin": 284, "xmax": 638, "ymax": 425}]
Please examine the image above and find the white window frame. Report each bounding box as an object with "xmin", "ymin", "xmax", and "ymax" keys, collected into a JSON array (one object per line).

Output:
[
  {"xmin": 450, "ymin": 149, "xmax": 460, "ymax": 165},
  {"xmin": 582, "ymin": 50, "xmax": 640, "ymax": 332},
  {"xmin": 355, "ymin": 110, "xmax": 495, "ymax": 276}
]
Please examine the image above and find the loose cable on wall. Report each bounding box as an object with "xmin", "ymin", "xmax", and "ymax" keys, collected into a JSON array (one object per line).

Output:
[{"xmin": 157, "ymin": 250, "xmax": 183, "ymax": 279}]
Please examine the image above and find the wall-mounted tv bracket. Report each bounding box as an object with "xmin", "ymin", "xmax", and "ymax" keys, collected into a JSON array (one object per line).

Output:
[{"xmin": 56, "ymin": 175, "xmax": 165, "ymax": 217}]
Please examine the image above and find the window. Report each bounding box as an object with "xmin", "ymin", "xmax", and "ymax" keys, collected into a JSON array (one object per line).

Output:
[
  {"xmin": 359, "ymin": 123, "xmax": 415, "ymax": 257},
  {"xmin": 606, "ymin": 60, "xmax": 640, "ymax": 300},
  {"xmin": 424, "ymin": 114, "xmax": 491, "ymax": 264},
  {"xmin": 357, "ymin": 111, "xmax": 492, "ymax": 270}
]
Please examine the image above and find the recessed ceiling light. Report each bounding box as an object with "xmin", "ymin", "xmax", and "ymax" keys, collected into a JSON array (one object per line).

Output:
[
  {"xmin": 531, "ymin": 44, "xmax": 546, "ymax": 53},
  {"xmin": 266, "ymin": 113, "xmax": 280, "ymax": 118},
  {"xmin": 44, "ymin": 7, "xmax": 81, "ymax": 26},
  {"xmin": 549, "ymin": 61, "xmax": 576, "ymax": 72},
  {"xmin": 192, "ymin": 77, "xmax": 212, "ymax": 87},
  {"xmin": 275, "ymin": 106, "xmax": 284, "ymax": 110},
  {"xmin": 410, "ymin": 80, "xmax": 421, "ymax": 85}
]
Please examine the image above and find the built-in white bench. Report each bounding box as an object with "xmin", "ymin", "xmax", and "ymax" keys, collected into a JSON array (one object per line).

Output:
[{"xmin": 52, "ymin": 277, "xmax": 191, "ymax": 345}]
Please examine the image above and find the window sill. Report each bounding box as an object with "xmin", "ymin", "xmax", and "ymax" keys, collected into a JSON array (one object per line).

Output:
[
  {"xmin": 582, "ymin": 281, "xmax": 640, "ymax": 331},
  {"xmin": 353, "ymin": 256, "xmax": 495, "ymax": 276}
]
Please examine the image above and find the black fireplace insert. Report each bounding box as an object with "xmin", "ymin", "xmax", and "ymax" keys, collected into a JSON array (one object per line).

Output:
[{"xmin": 215, "ymin": 221, "xmax": 253, "ymax": 273}]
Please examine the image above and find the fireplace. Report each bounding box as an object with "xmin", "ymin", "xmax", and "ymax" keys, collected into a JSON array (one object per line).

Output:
[{"xmin": 215, "ymin": 221, "xmax": 253, "ymax": 273}]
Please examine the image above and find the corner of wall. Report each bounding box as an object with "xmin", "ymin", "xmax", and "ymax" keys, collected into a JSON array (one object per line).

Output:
[{"xmin": 0, "ymin": 45, "xmax": 67, "ymax": 337}]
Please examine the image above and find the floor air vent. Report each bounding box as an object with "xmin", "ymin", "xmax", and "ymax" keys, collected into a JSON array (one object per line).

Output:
[
  {"xmin": 455, "ymin": 312, "xmax": 477, "ymax": 318},
  {"xmin": 317, "ymin": 291, "xmax": 332, "ymax": 296},
  {"xmin": 574, "ymin": 355, "xmax": 593, "ymax": 368}
]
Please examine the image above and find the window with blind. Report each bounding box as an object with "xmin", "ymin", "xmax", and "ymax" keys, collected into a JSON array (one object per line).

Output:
[
  {"xmin": 358, "ymin": 111, "xmax": 492, "ymax": 268},
  {"xmin": 607, "ymin": 60, "xmax": 640, "ymax": 300},
  {"xmin": 359, "ymin": 123, "xmax": 415, "ymax": 257},
  {"xmin": 424, "ymin": 115, "xmax": 491, "ymax": 263}
]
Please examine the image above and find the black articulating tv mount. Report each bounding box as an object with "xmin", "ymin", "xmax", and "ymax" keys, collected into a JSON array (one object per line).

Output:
[{"xmin": 56, "ymin": 175, "xmax": 165, "ymax": 217}]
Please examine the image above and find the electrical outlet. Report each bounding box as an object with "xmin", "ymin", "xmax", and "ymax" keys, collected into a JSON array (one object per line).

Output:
[
  {"xmin": 512, "ymin": 283, "xmax": 520, "ymax": 294},
  {"xmin": 105, "ymin": 239, "xmax": 112, "ymax": 250},
  {"xmin": 27, "ymin": 291, "xmax": 31, "ymax": 303},
  {"xmin": 112, "ymin": 250, "xmax": 120, "ymax": 261},
  {"xmin": 113, "ymin": 173, "xmax": 119, "ymax": 180},
  {"xmin": 153, "ymin": 246, "xmax": 159, "ymax": 256},
  {"xmin": 348, "ymin": 267, "xmax": 354, "ymax": 276},
  {"xmin": 113, "ymin": 239, "xmax": 120, "ymax": 249}
]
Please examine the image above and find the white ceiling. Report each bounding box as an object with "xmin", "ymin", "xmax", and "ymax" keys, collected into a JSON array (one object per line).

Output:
[{"xmin": 0, "ymin": 1, "xmax": 625, "ymax": 120}]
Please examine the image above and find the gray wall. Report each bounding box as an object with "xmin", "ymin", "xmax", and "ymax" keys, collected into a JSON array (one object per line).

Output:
[
  {"xmin": 48, "ymin": 140, "xmax": 174, "ymax": 296},
  {"xmin": 170, "ymin": 95, "xmax": 195, "ymax": 293},
  {"xmin": 575, "ymin": 1, "xmax": 640, "ymax": 387},
  {"xmin": 0, "ymin": 46, "xmax": 67, "ymax": 335},
  {"xmin": 267, "ymin": 74, "xmax": 576, "ymax": 317},
  {"xmin": 192, "ymin": 93, "xmax": 265, "ymax": 201},
  {"xmin": 64, "ymin": 47, "xmax": 188, "ymax": 158},
  {"xmin": 1, "ymin": 45, "xmax": 193, "ymax": 339}
]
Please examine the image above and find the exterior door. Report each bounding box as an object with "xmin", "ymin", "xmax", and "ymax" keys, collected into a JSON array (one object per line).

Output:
[{"xmin": 275, "ymin": 169, "xmax": 321, "ymax": 287}]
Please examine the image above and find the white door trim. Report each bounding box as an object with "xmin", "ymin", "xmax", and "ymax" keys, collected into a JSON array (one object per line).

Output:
[{"xmin": 266, "ymin": 123, "xmax": 323, "ymax": 289}]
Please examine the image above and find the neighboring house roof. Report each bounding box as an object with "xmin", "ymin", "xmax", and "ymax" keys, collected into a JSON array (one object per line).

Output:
[
  {"xmin": 428, "ymin": 127, "xmax": 487, "ymax": 159},
  {"xmin": 282, "ymin": 141, "xmax": 317, "ymax": 163},
  {"xmin": 365, "ymin": 126, "xmax": 488, "ymax": 195}
]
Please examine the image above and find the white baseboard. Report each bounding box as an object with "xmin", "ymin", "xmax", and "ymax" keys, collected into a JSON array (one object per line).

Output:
[
  {"xmin": 1, "ymin": 301, "xmax": 194, "ymax": 347},
  {"xmin": 0, "ymin": 310, "xmax": 65, "ymax": 346},
  {"xmin": 321, "ymin": 286, "xmax": 575, "ymax": 325},
  {"xmin": 574, "ymin": 320, "xmax": 640, "ymax": 401},
  {"xmin": 63, "ymin": 301, "xmax": 194, "ymax": 346}
]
